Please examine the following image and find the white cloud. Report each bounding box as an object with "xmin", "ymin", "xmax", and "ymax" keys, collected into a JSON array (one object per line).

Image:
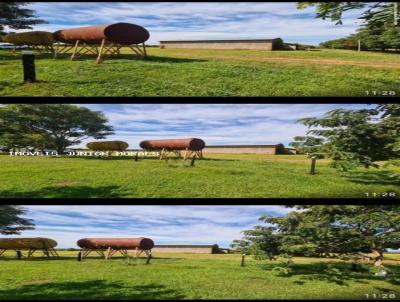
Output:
[
  {"xmin": 73, "ymin": 104, "xmax": 372, "ymax": 149},
  {"xmin": 10, "ymin": 2, "xmax": 365, "ymax": 45},
  {"xmin": 0, "ymin": 206, "xmax": 292, "ymax": 248}
]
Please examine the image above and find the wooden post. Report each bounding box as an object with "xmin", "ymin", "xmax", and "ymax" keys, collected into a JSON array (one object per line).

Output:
[
  {"xmin": 134, "ymin": 154, "xmax": 138, "ymax": 162},
  {"xmin": 358, "ymin": 39, "xmax": 361, "ymax": 52},
  {"xmin": 16, "ymin": 250, "xmax": 22, "ymax": 260},
  {"xmin": 96, "ymin": 39, "xmax": 106, "ymax": 64},
  {"xmin": 105, "ymin": 247, "xmax": 112, "ymax": 260},
  {"xmin": 241, "ymin": 254, "xmax": 246, "ymax": 267},
  {"xmin": 310, "ymin": 156, "xmax": 317, "ymax": 175},
  {"xmin": 159, "ymin": 148, "xmax": 165, "ymax": 160},
  {"xmin": 71, "ymin": 40, "xmax": 80, "ymax": 60},
  {"xmin": 142, "ymin": 43, "xmax": 147, "ymax": 57},
  {"xmin": 22, "ymin": 51, "xmax": 36, "ymax": 83},
  {"xmin": 77, "ymin": 251, "xmax": 82, "ymax": 261},
  {"xmin": 146, "ymin": 251, "xmax": 152, "ymax": 264},
  {"xmin": 190, "ymin": 156, "xmax": 196, "ymax": 167}
]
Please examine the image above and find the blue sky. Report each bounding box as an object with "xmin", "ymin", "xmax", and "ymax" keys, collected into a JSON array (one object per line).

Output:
[
  {"xmin": 73, "ymin": 104, "xmax": 373, "ymax": 149},
  {"xmin": 8, "ymin": 2, "xmax": 365, "ymax": 45},
  {"xmin": 1, "ymin": 206, "xmax": 292, "ymax": 248}
]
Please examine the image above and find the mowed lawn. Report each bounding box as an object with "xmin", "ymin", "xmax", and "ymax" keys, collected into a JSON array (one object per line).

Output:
[
  {"xmin": 0, "ymin": 48, "xmax": 399, "ymax": 96},
  {"xmin": 0, "ymin": 154, "xmax": 399, "ymax": 198},
  {"xmin": 0, "ymin": 251, "xmax": 399, "ymax": 300}
]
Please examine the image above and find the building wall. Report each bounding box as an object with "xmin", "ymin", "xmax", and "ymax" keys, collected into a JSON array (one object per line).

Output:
[
  {"xmin": 159, "ymin": 39, "xmax": 284, "ymax": 50},
  {"xmin": 152, "ymin": 247, "xmax": 214, "ymax": 254},
  {"xmin": 203, "ymin": 146, "xmax": 278, "ymax": 155}
]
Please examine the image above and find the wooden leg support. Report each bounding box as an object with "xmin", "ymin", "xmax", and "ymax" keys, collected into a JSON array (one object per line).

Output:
[
  {"xmin": 96, "ymin": 39, "xmax": 106, "ymax": 64},
  {"xmin": 105, "ymin": 247, "xmax": 112, "ymax": 260},
  {"xmin": 71, "ymin": 40, "xmax": 80, "ymax": 60},
  {"xmin": 145, "ymin": 250, "xmax": 152, "ymax": 264}
]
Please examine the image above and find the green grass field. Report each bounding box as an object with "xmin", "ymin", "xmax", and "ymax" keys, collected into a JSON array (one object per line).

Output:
[
  {"xmin": 0, "ymin": 48, "xmax": 399, "ymax": 96},
  {"xmin": 0, "ymin": 154, "xmax": 398, "ymax": 198},
  {"xmin": 0, "ymin": 251, "xmax": 399, "ymax": 299}
]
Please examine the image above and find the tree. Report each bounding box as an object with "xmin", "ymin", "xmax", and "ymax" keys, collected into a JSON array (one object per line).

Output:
[
  {"xmin": 0, "ymin": 2, "xmax": 46, "ymax": 34},
  {"xmin": 234, "ymin": 206, "xmax": 400, "ymax": 265},
  {"xmin": 0, "ymin": 205, "xmax": 34, "ymax": 235},
  {"xmin": 289, "ymin": 136, "xmax": 325, "ymax": 155},
  {"xmin": 297, "ymin": 2, "xmax": 394, "ymax": 25},
  {"xmin": 296, "ymin": 104, "xmax": 400, "ymax": 170},
  {"xmin": 0, "ymin": 104, "xmax": 114, "ymax": 153},
  {"xmin": 231, "ymin": 225, "xmax": 282, "ymax": 260}
]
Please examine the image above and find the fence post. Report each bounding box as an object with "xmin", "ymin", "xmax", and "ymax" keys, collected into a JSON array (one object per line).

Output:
[
  {"xmin": 77, "ymin": 251, "xmax": 82, "ymax": 261},
  {"xmin": 190, "ymin": 156, "xmax": 196, "ymax": 167},
  {"xmin": 146, "ymin": 252, "xmax": 152, "ymax": 264},
  {"xmin": 241, "ymin": 254, "xmax": 246, "ymax": 267},
  {"xmin": 16, "ymin": 250, "xmax": 22, "ymax": 260},
  {"xmin": 22, "ymin": 50, "xmax": 36, "ymax": 83},
  {"xmin": 310, "ymin": 156, "xmax": 317, "ymax": 175}
]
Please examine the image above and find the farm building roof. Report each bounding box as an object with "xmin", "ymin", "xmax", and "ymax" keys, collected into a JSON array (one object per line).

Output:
[
  {"xmin": 154, "ymin": 244, "xmax": 218, "ymax": 248},
  {"xmin": 205, "ymin": 144, "xmax": 283, "ymax": 148},
  {"xmin": 159, "ymin": 38, "xmax": 282, "ymax": 43}
]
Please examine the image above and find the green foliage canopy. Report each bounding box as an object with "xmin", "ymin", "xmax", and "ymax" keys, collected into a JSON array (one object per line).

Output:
[
  {"xmin": 0, "ymin": 2, "xmax": 46, "ymax": 33},
  {"xmin": 0, "ymin": 104, "xmax": 114, "ymax": 153},
  {"xmin": 297, "ymin": 104, "xmax": 400, "ymax": 170},
  {"xmin": 0, "ymin": 205, "xmax": 34, "ymax": 235},
  {"xmin": 233, "ymin": 206, "xmax": 400, "ymax": 263}
]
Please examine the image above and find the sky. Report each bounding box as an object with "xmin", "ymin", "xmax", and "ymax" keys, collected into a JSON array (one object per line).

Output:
[
  {"xmin": 72, "ymin": 104, "xmax": 373, "ymax": 149},
  {"xmin": 7, "ymin": 2, "xmax": 366, "ymax": 45},
  {"xmin": 1, "ymin": 206, "xmax": 293, "ymax": 248}
]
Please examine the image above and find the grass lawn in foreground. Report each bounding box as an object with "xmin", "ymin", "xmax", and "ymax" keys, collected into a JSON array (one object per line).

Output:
[
  {"xmin": 0, "ymin": 154, "xmax": 398, "ymax": 198},
  {"xmin": 0, "ymin": 251, "xmax": 399, "ymax": 299},
  {"xmin": 0, "ymin": 48, "xmax": 399, "ymax": 96}
]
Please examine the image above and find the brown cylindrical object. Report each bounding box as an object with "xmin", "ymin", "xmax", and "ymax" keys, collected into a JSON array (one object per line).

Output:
[
  {"xmin": 53, "ymin": 23, "xmax": 150, "ymax": 45},
  {"xmin": 4, "ymin": 31, "xmax": 55, "ymax": 46},
  {"xmin": 140, "ymin": 138, "xmax": 206, "ymax": 151},
  {"xmin": 77, "ymin": 237, "xmax": 154, "ymax": 250},
  {"xmin": 87, "ymin": 141, "xmax": 129, "ymax": 152},
  {"xmin": 0, "ymin": 238, "xmax": 57, "ymax": 249}
]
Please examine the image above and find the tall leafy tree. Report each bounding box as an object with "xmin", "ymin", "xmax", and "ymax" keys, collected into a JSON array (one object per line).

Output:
[
  {"xmin": 0, "ymin": 2, "xmax": 46, "ymax": 33},
  {"xmin": 0, "ymin": 205, "xmax": 34, "ymax": 235},
  {"xmin": 231, "ymin": 225, "xmax": 282, "ymax": 260},
  {"xmin": 0, "ymin": 104, "xmax": 114, "ymax": 153},
  {"xmin": 296, "ymin": 104, "xmax": 400, "ymax": 170},
  {"xmin": 297, "ymin": 2, "xmax": 395, "ymax": 25},
  {"xmin": 233, "ymin": 206, "xmax": 400, "ymax": 265}
]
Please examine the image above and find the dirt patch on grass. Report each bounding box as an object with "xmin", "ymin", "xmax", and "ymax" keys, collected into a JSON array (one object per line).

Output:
[{"xmin": 168, "ymin": 52, "xmax": 400, "ymax": 69}]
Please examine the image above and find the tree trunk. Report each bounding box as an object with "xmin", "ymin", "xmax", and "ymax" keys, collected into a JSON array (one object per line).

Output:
[
  {"xmin": 372, "ymin": 249, "xmax": 384, "ymax": 266},
  {"xmin": 57, "ymin": 146, "xmax": 64, "ymax": 154}
]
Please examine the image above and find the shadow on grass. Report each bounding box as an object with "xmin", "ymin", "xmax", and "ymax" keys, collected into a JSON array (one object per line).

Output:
[
  {"xmin": 263, "ymin": 262, "xmax": 400, "ymax": 287},
  {"xmin": 201, "ymin": 158, "xmax": 240, "ymax": 162},
  {"xmin": 345, "ymin": 170, "xmax": 400, "ymax": 186},
  {"xmin": 60, "ymin": 54, "xmax": 207, "ymax": 64},
  {"xmin": 0, "ymin": 53, "xmax": 55, "ymax": 61},
  {"xmin": 0, "ymin": 185, "xmax": 129, "ymax": 198},
  {"xmin": 0, "ymin": 280, "xmax": 185, "ymax": 299},
  {"xmin": 144, "ymin": 55, "xmax": 207, "ymax": 63},
  {"xmin": 0, "ymin": 256, "xmax": 74, "ymax": 261}
]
